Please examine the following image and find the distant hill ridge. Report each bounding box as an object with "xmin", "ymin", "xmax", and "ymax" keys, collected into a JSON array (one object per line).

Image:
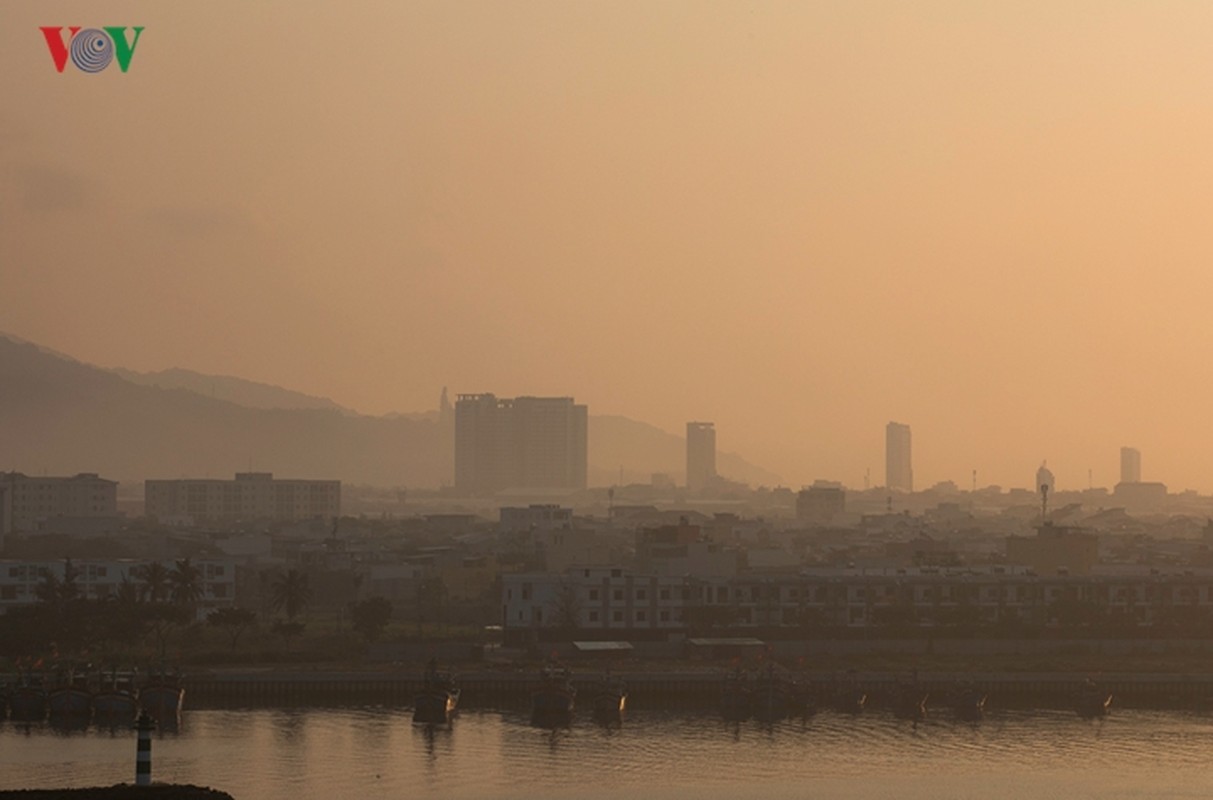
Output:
[{"xmin": 0, "ymin": 334, "xmax": 781, "ymax": 487}]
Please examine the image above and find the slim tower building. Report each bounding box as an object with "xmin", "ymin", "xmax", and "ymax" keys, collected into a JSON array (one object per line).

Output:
[
  {"xmin": 1120, "ymin": 447, "xmax": 1142, "ymax": 484},
  {"xmin": 686, "ymin": 422, "xmax": 717, "ymax": 492},
  {"xmin": 885, "ymin": 422, "xmax": 913, "ymax": 492}
]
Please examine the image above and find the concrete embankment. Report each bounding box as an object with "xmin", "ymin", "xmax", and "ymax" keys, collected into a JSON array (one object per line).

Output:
[
  {"xmin": 0, "ymin": 785, "xmax": 234, "ymax": 800},
  {"xmin": 183, "ymin": 669, "xmax": 1213, "ymax": 708}
]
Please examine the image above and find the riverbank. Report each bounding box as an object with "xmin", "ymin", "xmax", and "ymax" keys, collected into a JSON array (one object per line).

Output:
[
  {"xmin": 182, "ymin": 665, "xmax": 1213, "ymax": 709},
  {"xmin": 0, "ymin": 785, "xmax": 233, "ymax": 800}
]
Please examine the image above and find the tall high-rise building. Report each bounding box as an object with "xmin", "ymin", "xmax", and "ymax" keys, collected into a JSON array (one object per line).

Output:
[
  {"xmin": 885, "ymin": 422, "xmax": 913, "ymax": 492},
  {"xmin": 686, "ymin": 422, "xmax": 717, "ymax": 492},
  {"xmin": 454, "ymin": 394, "xmax": 588, "ymax": 495},
  {"xmin": 1120, "ymin": 447, "xmax": 1142, "ymax": 484}
]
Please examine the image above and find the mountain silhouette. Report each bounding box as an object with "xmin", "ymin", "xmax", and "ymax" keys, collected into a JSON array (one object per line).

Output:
[{"xmin": 0, "ymin": 334, "xmax": 780, "ymax": 488}]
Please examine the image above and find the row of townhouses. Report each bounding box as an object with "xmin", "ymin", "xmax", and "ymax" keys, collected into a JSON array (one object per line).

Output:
[
  {"xmin": 502, "ymin": 565, "xmax": 1213, "ymax": 643},
  {"xmin": 0, "ymin": 559, "xmax": 238, "ymax": 615}
]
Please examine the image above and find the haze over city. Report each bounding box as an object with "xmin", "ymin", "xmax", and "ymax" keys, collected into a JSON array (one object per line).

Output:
[{"xmin": 6, "ymin": 2, "xmax": 1213, "ymax": 491}]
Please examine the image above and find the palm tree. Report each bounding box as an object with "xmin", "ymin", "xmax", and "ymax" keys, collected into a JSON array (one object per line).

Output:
[
  {"xmin": 135, "ymin": 562, "xmax": 170, "ymax": 604},
  {"xmin": 35, "ymin": 558, "xmax": 80, "ymax": 607},
  {"xmin": 169, "ymin": 558, "xmax": 203, "ymax": 609},
  {"xmin": 270, "ymin": 570, "xmax": 312, "ymax": 621}
]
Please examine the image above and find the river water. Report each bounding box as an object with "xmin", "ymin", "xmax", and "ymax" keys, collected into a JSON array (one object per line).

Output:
[{"xmin": 3, "ymin": 706, "xmax": 1213, "ymax": 799}]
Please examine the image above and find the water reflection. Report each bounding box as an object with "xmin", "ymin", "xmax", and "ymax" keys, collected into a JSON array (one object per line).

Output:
[{"xmin": 4, "ymin": 706, "xmax": 1213, "ymax": 800}]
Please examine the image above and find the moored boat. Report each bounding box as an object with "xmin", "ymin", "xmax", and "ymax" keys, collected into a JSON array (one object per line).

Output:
[
  {"xmin": 93, "ymin": 670, "xmax": 140, "ymax": 723},
  {"xmin": 141, "ymin": 670, "xmax": 185, "ymax": 722},
  {"xmin": 48, "ymin": 670, "xmax": 93, "ymax": 719},
  {"xmin": 8, "ymin": 676, "xmax": 48, "ymax": 721},
  {"xmin": 531, "ymin": 662, "xmax": 576, "ymax": 724},
  {"xmin": 954, "ymin": 686, "xmax": 987, "ymax": 721},
  {"xmin": 589, "ymin": 671, "xmax": 627, "ymax": 722},
  {"xmin": 720, "ymin": 668, "xmax": 751, "ymax": 720},
  {"xmin": 751, "ymin": 665, "xmax": 795, "ymax": 722},
  {"xmin": 414, "ymin": 660, "xmax": 460, "ymax": 723},
  {"xmin": 1076, "ymin": 680, "xmax": 1112, "ymax": 718}
]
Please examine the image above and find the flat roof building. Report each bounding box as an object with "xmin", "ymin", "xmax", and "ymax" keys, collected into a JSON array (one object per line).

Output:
[
  {"xmin": 0, "ymin": 472, "xmax": 118, "ymax": 534},
  {"xmin": 455, "ymin": 394, "xmax": 587, "ymax": 495},
  {"xmin": 145, "ymin": 472, "xmax": 340, "ymax": 523}
]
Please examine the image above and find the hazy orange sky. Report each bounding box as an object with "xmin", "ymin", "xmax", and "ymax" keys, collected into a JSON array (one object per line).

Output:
[{"xmin": 4, "ymin": 1, "xmax": 1213, "ymax": 492}]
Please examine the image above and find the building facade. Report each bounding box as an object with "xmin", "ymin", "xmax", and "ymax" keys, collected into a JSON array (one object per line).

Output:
[
  {"xmin": 145, "ymin": 472, "xmax": 340, "ymax": 523},
  {"xmin": 796, "ymin": 485, "xmax": 846, "ymax": 525},
  {"xmin": 885, "ymin": 422, "xmax": 913, "ymax": 492},
  {"xmin": 1121, "ymin": 447, "xmax": 1142, "ymax": 484},
  {"xmin": 454, "ymin": 394, "xmax": 588, "ymax": 495},
  {"xmin": 0, "ymin": 472, "xmax": 119, "ymax": 534},
  {"xmin": 502, "ymin": 564, "xmax": 1213, "ymax": 642},
  {"xmin": 686, "ymin": 421, "xmax": 717, "ymax": 492},
  {"xmin": 0, "ymin": 558, "xmax": 237, "ymax": 615}
]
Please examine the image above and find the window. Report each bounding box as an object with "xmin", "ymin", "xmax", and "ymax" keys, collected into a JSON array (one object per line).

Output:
[
  {"xmin": 636, "ymin": 589, "xmax": 647, "ymax": 601},
  {"xmin": 612, "ymin": 611, "xmax": 623, "ymax": 623},
  {"xmin": 660, "ymin": 588, "xmax": 670, "ymax": 601},
  {"xmin": 589, "ymin": 589, "xmax": 599, "ymax": 601},
  {"xmin": 588, "ymin": 611, "xmax": 599, "ymax": 622},
  {"xmin": 636, "ymin": 611, "xmax": 646, "ymax": 622},
  {"xmin": 613, "ymin": 589, "xmax": 623, "ymax": 601},
  {"xmin": 659, "ymin": 610, "xmax": 670, "ymax": 622},
  {"xmin": 611, "ymin": 569, "xmax": 622, "ymax": 578}
]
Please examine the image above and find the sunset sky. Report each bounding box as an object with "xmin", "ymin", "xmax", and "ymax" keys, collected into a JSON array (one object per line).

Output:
[{"xmin": 4, "ymin": 1, "xmax": 1213, "ymax": 491}]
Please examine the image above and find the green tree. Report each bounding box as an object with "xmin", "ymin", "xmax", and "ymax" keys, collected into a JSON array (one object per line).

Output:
[
  {"xmin": 142, "ymin": 603, "xmax": 191, "ymax": 661},
  {"xmin": 271, "ymin": 570, "xmax": 312, "ymax": 621},
  {"xmin": 208, "ymin": 607, "xmax": 258, "ymax": 651},
  {"xmin": 169, "ymin": 557, "xmax": 203, "ymax": 610},
  {"xmin": 135, "ymin": 561, "xmax": 171, "ymax": 603},
  {"xmin": 350, "ymin": 597, "xmax": 393, "ymax": 643}
]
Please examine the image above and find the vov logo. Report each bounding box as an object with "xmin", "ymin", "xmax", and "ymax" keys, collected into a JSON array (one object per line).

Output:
[{"xmin": 40, "ymin": 27, "xmax": 144, "ymax": 73}]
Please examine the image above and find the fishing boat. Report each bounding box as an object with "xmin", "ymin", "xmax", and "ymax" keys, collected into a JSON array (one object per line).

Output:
[
  {"xmin": 892, "ymin": 685, "xmax": 929, "ymax": 722},
  {"xmin": 954, "ymin": 686, "xmax": 987, "ymax": 721},
  {"xmin": 414, "ymin": 661, "xmax": 460, "ymax": 723},
  {"xmin": 720, "ymin": 668, "xmax": 751, "ymax": 720},
  {"xmin": 589, "ymin": 671, "xmax": 627, "ymax": 722},
  {"xmin": 1076, "ymin": 680, "xmax": 1112, "ymax": 718},
  {"xmin": 829, "ymin": 686, "xmax": 867, "ymax": 714},
  {"xmin": 140, "ymin": 670, "xmax": 185, "ymax": 722},
  {"xmin": 751, "ymin": 665, "xmax": 795, "ymax": 722},
  {"xmin": 48, "ymin": 669, "xmax": 93, "ymax": 719},
  {"xmin": 8, "ymin": 674, "xmax": 48, "ymax": 721},
  {"xmin": 93, "ymin": 670, "xmax": 140, "ymax": 723},
  {"xmin": 531, "ymin": 662, "xmax": 576, "ymax": 724}
]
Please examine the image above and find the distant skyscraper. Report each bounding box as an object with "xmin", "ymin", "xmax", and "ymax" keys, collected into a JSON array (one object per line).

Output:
[
  {"xmin": 686, "ymin": 422, "xmax": 717, "ymax": 492},
  {"xmin": 885, "ymin": 422, "xmax": 913, "ymax": 492},
  {"xmin": 1120, "ymin": 447, "xmax": 1141, "ymax": 484},
  {"xmin": 454, "ymin": 394, "xmax": 588, "ymax": 495}
]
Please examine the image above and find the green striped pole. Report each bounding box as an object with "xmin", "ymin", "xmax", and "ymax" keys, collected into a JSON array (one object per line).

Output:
[{"xmin": 135, "ymin": 712, "xmax": 155, "ymax": 786}]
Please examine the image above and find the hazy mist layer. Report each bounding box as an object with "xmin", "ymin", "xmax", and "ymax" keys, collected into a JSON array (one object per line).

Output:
[{"xmin": 3, "ymin": 2, "xmax": 1213, "ymax": 491}]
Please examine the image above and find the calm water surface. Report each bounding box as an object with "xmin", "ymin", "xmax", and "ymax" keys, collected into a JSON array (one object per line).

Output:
[{"xmin": 3, "ymin": 707, "xmax": 1213, "ymax": 799}]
